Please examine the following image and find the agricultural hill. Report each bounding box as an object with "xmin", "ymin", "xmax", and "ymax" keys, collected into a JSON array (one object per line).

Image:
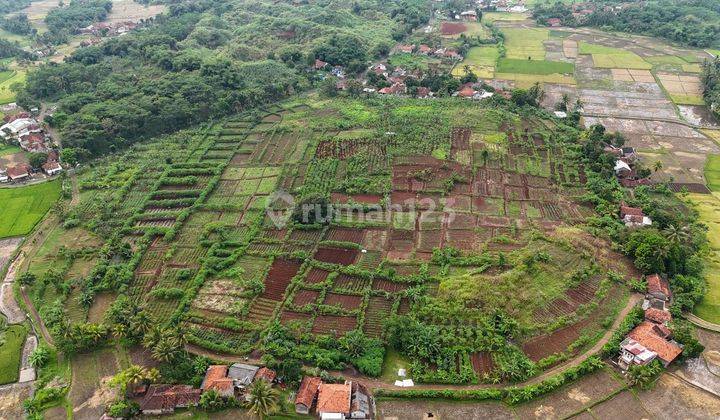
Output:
[{"xmin": 22, "ymin": 95, "xmax": 640, "ymax": 385}]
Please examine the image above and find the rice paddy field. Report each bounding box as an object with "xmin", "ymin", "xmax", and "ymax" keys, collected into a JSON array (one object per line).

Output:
[
  {"xmin": 578, "ymin": 42, "xmax": 651, "ymax": 69},
  {"xmin": 502, "ymin": 27, "xmax": 549, "ymax": 60},
  {"xmin": 452, "ymin": 46, "xmax": 499, "ymax": 78},
  {"xmin": 687, "ymin": 192, "xmax": 720, "ymax": 323},
  {"xmin": 0, "ymin": 180, "xmax": 61, "ymax": 238}
]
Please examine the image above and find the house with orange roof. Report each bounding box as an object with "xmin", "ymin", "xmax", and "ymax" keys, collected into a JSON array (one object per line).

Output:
[
  {"xmin": 295, "ymin": 376, "xmax": 322, "ymax": 415},
  {"xmin": 201, "ymin": 365, "xmax": 234, "ymax": 398},
  {"xmin": 628, "ymin": 321, "xmax": 682, "ymax": 366},
  {"xmin": 317, "ymin": 382, "xmax": 352, "ymax": 420}
]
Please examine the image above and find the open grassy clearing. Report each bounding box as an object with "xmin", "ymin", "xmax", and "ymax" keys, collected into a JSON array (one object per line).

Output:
[
  {"xmin": 0, "ymin": 180, "xmax": 61, "ymax": 239},
  {"xmin": 502, "ymin": 28, "xmax": 548, "ymax": 60},
  {"xmin": 578, "ymin": 42, "xmax": 651, "ymax": 70},
  {"xmin": 0, "ymin": 324, "xmax": 27, "ymax": 385}
]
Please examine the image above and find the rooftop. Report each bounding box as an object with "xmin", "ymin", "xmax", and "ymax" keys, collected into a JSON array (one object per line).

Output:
[
  {"xmin": 295, "ymin": 376, "xmax": 321, "ymax": 408},
  {"xmin": 317, "ymin": 383, "xmax": 351, "ymax": 414},
  {"xmin": 628, "ymin": 321, "xmax": 682, "ymax": 364}
]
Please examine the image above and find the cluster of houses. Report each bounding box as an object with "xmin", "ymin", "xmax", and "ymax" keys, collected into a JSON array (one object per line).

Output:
[
  {"xmin": 475, "ymin": 0, "xmax": 528, "ymax": 14},
  {"xmin": 608, "ymin": 144, "xmax": 653, "ymax": 188},
  {"xmin": 295, "ymin": 376, "xmax": 372, "ymax": 420},
  {"xmin": 618, "ymin": 274, "xmax": 683, "ymax": 370},
  {"xmin": 78, "ymin": 21, "xmax": 138, "ymax": 37},
  {"xmin": 0, "ymin": 113, "xmax": 62, "ymax": 183},
  {"xmin": 136, "ymin": 363, "xmax": 276, "ymax": 415},
  {"xmin": 391, "ymin": 43, "xmax": 462, "ymax": 61}
]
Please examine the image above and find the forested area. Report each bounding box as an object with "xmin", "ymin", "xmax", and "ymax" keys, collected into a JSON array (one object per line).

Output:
[
  {"xmin": 702, "ymin": 57, "xmax": 720, "ymax": 118},
  {"xmin": 534, "ymin": 0, "xmax": 720, "ymax": 48},
  {"xmin": 18, "ymin": 0, "xmax": 431, "ymax": 157},
  {"xmin": 0, "ymin": 0, "xmax": 31, "ymax": 15},
  {"xmin": 45, "ymin": 0, "xmax": 113, "ymax": 34}
]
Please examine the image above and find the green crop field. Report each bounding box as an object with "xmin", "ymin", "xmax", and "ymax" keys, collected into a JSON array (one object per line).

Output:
[
  {"xmin": 688, "ymin": 192, "xmax": 720, "ymax": 323},
  {"xmin": 0, "ymin": 71, "xmax": 26, "ymax": 104},
  {"xmin": 579, "ymin": 42, "xmax": 651, "ymax": 69},
  {"xmin": 0, "ymin": 324, "xmax": 28, "ymax": 385},
  {"xmin": 0, "ymin": 180, "xmax": 62, "ymax": 238},
  {"xmin": 496, "ymin": 58, "xmax": 574, "ymax": 75},
  {"xmin": 0, "ymin": 144, "xmax": 21, "ymax": 156},
  {"xmin": 452, "ymin": 46, "xmax": 499, "ymax": 78},
  {"xmin": 502, "ymin": 28, "xmax": 548, "ymax": 60},
  {"xmin": 482, "ymin": 12, "xmax": 528, "ymax": 23}
]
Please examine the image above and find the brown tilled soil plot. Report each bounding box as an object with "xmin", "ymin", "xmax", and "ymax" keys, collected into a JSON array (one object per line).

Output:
[
  {"xmin": 440, "ymin": 21, "xmax": 467, "ymax": 35},
  {"xmin": 311, "ymin": 314, "xmax": 357, "ymax": 335},
  {"xmin": 377, "ymin": 399, "xmax": 514, "ymax": 420},
  {"xmin": 261, "ymin": 258, "xmax": 301, "ymax": 300},
  {"xmin": 314, "ymin": 247, "xmax": 359, "ymax": 266}
]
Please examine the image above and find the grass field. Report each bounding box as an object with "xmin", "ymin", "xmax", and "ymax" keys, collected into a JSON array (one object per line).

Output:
[
  {"xmin": 0, "ymin": 324, "xmax": 28, "ymax": 385},
  {"xmin": 0, "ymin": 144, "xmax": 21, "ymax": 156},
  {"xmin": 452, "ymin": 46, "xmax": 499, "ymax": 78},
  {"xmin": 495, "ymin": 72, "xmax": 576, "ymax": 86},
  {"xmin": 0, "ymin": 71, "xmax": 26, "ymax": 105},
  {"xmin": 388, "ymin": 53, "xmax": 438, "ymax": 72},
  {"xmin": 669, "ymin": 94, "xmax": 705, "ymax": 105},
  {"xmin": 482, "ymin": 12, "xmax": 529, "ymax": 23},
  {"xmin": 502, "ymin": 28, "xmax": 548, "ymax": 60},
  {"xmin": 579, "ymin": 42, "xmax": 651, "ymax": 70},
  {"xmin": 496, "ymin": 58, "xmax": 574, "ymax": 75},
  {"xmin": 0, "ymin": 180, "xmax": 62, "ymax": 239},
  {"xmin": 687, "ymin": 192, "xmax": 720, "ymax": 323}
]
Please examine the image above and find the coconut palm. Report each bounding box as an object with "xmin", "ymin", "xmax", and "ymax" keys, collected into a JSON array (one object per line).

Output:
[{"xmin": 246, "ymin": 379, "xmax": 279, "ymax": 418}]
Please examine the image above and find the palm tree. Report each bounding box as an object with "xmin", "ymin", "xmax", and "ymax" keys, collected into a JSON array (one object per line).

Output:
[
  {"xmin": 654, "ymin": 160, "xmax": 663, "ymax": 172},
  {"xmin": 131, "ymin": 312, "xmax": 152, "ymax": 336},
  {"xmin": 112, "ymin": 323, "xmax": 127, "ymax": 339},
  {"xmin": 246, "ymin": 379, "xmax": 279, "ymax": 418},
  {"xmin": 151, "ymin": 337, "xmax": 180, "ymax": 363},
  {"xmin": 664, "ymin": 224, "xmax": 691, "ymax": 247}
]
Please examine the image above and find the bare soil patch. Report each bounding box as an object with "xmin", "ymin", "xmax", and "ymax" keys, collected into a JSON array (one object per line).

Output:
[{"xmin": 441, "ymin": 21, "xmax": 467, "ymax": 36}]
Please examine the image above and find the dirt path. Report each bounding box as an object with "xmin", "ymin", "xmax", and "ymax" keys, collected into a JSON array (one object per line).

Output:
[
  {"xmin": 0, "ymin": 246, "xmax": 26, "ymax": 324},
  {"xmin": 20, "ymin": 286, "xmax": 53, "ymax": 346},
  {"xmin": 185, "ymin": 293, "xmax": 644, "ymax": 392},
  {"xmin": 685, "ymin": 313, "xmax": 720, "ymax": 333}
]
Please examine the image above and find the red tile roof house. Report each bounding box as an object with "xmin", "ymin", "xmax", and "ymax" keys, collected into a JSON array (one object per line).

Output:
[
  {"xmin": 643, "ymin": 274, "xmax": 672, "ymax": 310},
  {"xmin": 625, "ymin": 321, "xmax": 682, "ymax": 368},
  {"xmin": 254, "ymin": 367, "xmax": 276, "ymax": 383},
  {"xmin": 295, "ymin": 376, "xmax": 321, "ymax": 415},
  {"xmin": 394, "ymin": 44, "xmax": 415, "ymax": 54},
  {"xmin": 619, "ymin": 204, "xmax": 652, "ymax": 227},
  {"xmin": 315, "ymin": 59, "xmax": 329, "ymax": 70},
  {"xmin": 139, "ymin": 384, "xmax": 202, "ymax": 415},
  {"xmin": 645, "ymin": 307, "xmax": 671, "ymax": 324},
  {"xmin": 418, "ymin": 44, "xmax": 432, "ymax": 55},
  {"xmin": 547, "ymin": 18, "xmax": 562, "ymax": 27},
  {"xmin": 7, "ymin": 165, "xmax": 30, "ymax": 182},
  {"xmin": 317, "ymin": 382, "xmax": 352, "ymax": 419},
  {"xmin": 42, "ymin": 160, "xmax": 62, "ymax": 176},
  {"xmin": 201, "ymin": 365, "xmax": 235, "ymax": 398}
]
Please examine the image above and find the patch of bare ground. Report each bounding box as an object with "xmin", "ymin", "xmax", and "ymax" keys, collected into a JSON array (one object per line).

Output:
[
  {"xmin": 87, "ymin": 292, "xmax": 116, "ymax": 323},
  {"xmin": 69, "ymin": 348, "xmax": 120, "ymax": 419},
  {"xmin": 514, "ymin": 368, "xmax": 624, "ymax": 419},
  {"xmin": 107, "ymin": 0, "xmax": 166, "ymax": 23},
  {"xmin": 0, "ymin": 383, "xmax": 32, "ymax": 419},
  {"xmin": 634, "ymin": 374, "xmax": 720, "ymax": 418},
  {"xmin": 376, "ymin": 399, "xmax": 514, "ymax": 420},
  {"xmin": 585, "ymin": 390, "xmax": 649, "ymax": 419}
]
